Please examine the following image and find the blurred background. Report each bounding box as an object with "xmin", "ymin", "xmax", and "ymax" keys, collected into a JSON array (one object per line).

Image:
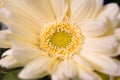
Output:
[{"xmin": 0, "ymin": 0, "xmax": 120, "ymax": 80}]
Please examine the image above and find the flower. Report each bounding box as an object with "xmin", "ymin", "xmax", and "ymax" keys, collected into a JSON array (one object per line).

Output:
[{"xmin": 0, "ymin": 0, "xmax": 120, "ymax": 80}]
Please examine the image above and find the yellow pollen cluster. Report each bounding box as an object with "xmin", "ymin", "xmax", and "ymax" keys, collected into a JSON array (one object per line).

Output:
[{"xmin": 40, "ymin": 22, "xmax": 83, "ymax": 58}]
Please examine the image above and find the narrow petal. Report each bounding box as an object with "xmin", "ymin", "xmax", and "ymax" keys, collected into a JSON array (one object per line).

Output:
[
  {"xmin": 70, "ymin": 0, "xmax": 94, "ymax": 23},
  {"xmin": 81, "ymin": 54, "xmax": 119, "ymax": 76},
  {"xmin": 73, "ymin": 55, "xmax": 93, "ymax": 70},
  {"xmin": 81, "ymin": 19, "xmax": 107, "ymax": 37},
  {"xmin": 94, "ymin": 0, "xmax": 103, "ymax": 11},
  {"xmin": 19, "ymin": 56, "xmax": 51, "ymax": 79},
  {"xmin": 81, "ymin": 36, "xmax": 119, "ymax": 56},
  {"xmin": 50, "ymin": 0, "xmax": 67, "ymax": 22},
  {"xmin": 7, "ymin": 0, "xmax": 56, "ymax": 24},
  {"xmin": 1, "ymin": 49, "xmax": 12, "ymax": 57},
  {"xmin": 0, "ymin": 50, "xmax": 22, "ymax": 69},
  {"xmin": 97, "ymin": 3, "xmax": 119, "ymax": 27},
  {"xmin": 0, "ymin": 7, "xmax": 41, "ymax": 45},
  {"xmin": 112, "ymin": 59, "xmax": 120, "ymax": 76},
  {"xmin": 114, "ymin": 28, "xmax": 120, "ymax": 41},
  {"xmin": 52, "ymin": 59, "xmax": 77, "ymax": 80},
  {"xmin": 78, "ymin": 68, "xmax": 102, "ymax": 80},
  {"xmin": 12, "ymin": 40, "xmax": 46, "ymax": 64},
  {"xmin": 0, "ymin": 30, "xmax": 11, "ymax": 48},
  {"xmin": 91, "ymin": 0, "xmax": 103, "ymax": 18}
]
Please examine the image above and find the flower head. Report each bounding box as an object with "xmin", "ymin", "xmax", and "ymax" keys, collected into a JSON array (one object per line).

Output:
[{"xmin": 0, "ymin": 0, "xmax": 120, "ymax": 80}]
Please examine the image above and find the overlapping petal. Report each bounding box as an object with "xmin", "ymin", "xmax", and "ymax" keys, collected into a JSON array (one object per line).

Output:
[
  {"xmin": 0, "ymin": 30, "xmax": 11, "ymax": 48},
  {"xmin": 81, "ymin": 36, "xmax": 119, "ymax": 56},
  {"xmin": 81, "ymin": 54, "xmax": 119, "ymax": 76},
  {"xmin": 19, "ymin": 56, "xmax": 51, "ymax": 79},
  {"xmin": 0, "ymin": 49, "xmax": 22, "ymax": 69},
  {"xmin": 70, "ymin": 0, "xmax": 95, "ymax": 23}
]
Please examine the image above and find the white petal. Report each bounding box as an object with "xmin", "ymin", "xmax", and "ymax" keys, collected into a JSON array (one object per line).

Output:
[
  {"xmin": 1, "ymin": 49, "xmax": 12, "ymax": 57},
  {"xmin": 50, "ymin": 0, "xmax": 67, "ymax": 22},
  {"xmin": 81, "ymin": 54, "xmax": 119, "ymax": 76},
  {"xmin": 97, "ymin": 3, "xmax": 119, "ymax": 27},
  {"xmin": 52, "ymin": 59, "xmax": 77, "ymax": 80},
  {"xmin": 10, "ymin": 0, "xmax": 56, "ymax": 24},
  {"xmin": 78, "ymin": 68, "xmax": 102, "ymax": 80},
  {"xmin": 114, "ymin": 28, "xmax": 120, "ymax": 41},
  {"xmin": 81, "ymin": 19, "xmax": 107, "ymax": 37},
  {"xmin": 73, "ymin": 55, "xmax": 93, "ymax": 70},
  {"xmin": 112, "ymin": 59, "xmax": 120, "ymax": 76},
  {"xmin": 12, "ymin": 40, "xmax": 45, "ymax": 64},
  {"xmin": 70, "ymin": 0, "xmax": 94, "ymax": 23},
  {"xmin": 0, "ymin": 7, "xmax": 41, "ymax": 45},
  {"xmin": 19, "ymin": 56, "xmax": 50, "ymax": 79},
  {"xmin": 81, "ymin": 36, "xmax": 119, "ymax": 56},
  {"xmin": 0, "ymin": 50, "xmax": 22, "ymax": 69},
  {"xmin": 94, "ymin": 0, "xmax": 103, "ymax": 11},
  {"xmin": 0, "ymin": 30, "xmax": 11, "ymax": 48},
  {"xmin": 91, "ymin": 0, "xmax": 103, "ymax": 18}
]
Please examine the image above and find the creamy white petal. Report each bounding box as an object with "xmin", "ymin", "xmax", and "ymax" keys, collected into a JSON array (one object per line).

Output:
[
  {"xmin": 73, "ymin": 55, "xmax": 93, "ymax": 70},
  {"xmin": 97, "ymin": 3, "xmax": 119, "ymax": 27},
  {"xmin": 81, "ymin": 19, "xmax": 107, "ymax": 37},
  {"xmin": 12, "ymin": 40, "xmax": 45, "ymax": 64},
  {"xmin": 19, "ymin": 56, "xmax": 51, "ymax": 79},
  {"xmin": 114, "ymin": 28, "xmax": 120, "ymax": 41},
  {"xmin": 70, "ymin": 0, "xmax": 94, "ymax": 23},
  {"xmin": 81, "ymin": 54, "xmax": 119, "ymax": 76},
  {"xmin": 1, "ymin": 49, "xmax": 12, "ymax": 57},
  {"xmin": 50, "ymin": 0, "xmax": 67, "ymax": 22},
  {"xmin": 0, "ymin": 7, "xmax": 41, "ymax": 45},
  {"xmin": 94, "ymin": 0, "xmax": 103, "ymax": 11},
  {"xmin": 117, "ymin": 12, "xmax": 120, "ymax": 27},
  {"xmin": 73, "ymin": 55, "xmax": 101, "ymax": 80},
  {"xmin": 52, "ymin": 59, "xmax": 77, "ymax": 80},
  {"xmin": 78, "ymin": 68, "xmax": 102, "ymax": 80},
  {"xmin": 0, "ymin": 50, "xmax": 22, "ymax": 69},
  {"xmin": 81, "ymin": 36, "xmax": 119, "ymax": 56},
  {"xmin": 8, "ymin": 0, "xmax": 56, "ymax": 24},
  {"xmin": 91, "ymin": 0, "xmax": 103, "ymax": 18},
  {"xmin": 0, "ymin": 30, "xmax": 11, "ymax": 48},
  {"xmin": 112, "ymin": 59, "xmax": 120, "ymax": 76}
]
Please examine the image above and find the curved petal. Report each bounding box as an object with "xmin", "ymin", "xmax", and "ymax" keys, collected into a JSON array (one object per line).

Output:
[
  {"xmin": 112, "ymin": 59, "xmax": 120, "ymax": 76},
  {"xmin": 0, "ymin": 50, "xmax": 22, "ymax": 69},
  {"xmin": 12, "ymin": 40, "xmax": 46, "ymax": 64},
  {"xmin": 97, "ymin": 3, "xmax": 119, "ymax": 27},
  {"xmin": 81, "ymin": 54, "xmax": 119, "ymax": 76},
  {"xmin": 81, "ymin": 36, "xmax": 119, "ymax": 56},
  {"xmin": 52, "ymin": 59, "xmax": 77, "ymax": 80},
  {"xmin": 1, "ymin": 49, "xmax": 12, "ymax": 57},
  {"xmin": 0, "ymin": 30, "xmax": 11, "ymax": 48},
  {"xmin": 7, "ymin": 0, "xmax": 56, "ymax": 24},
  {"xmin": 91, "ymin": 0, "xmax": 103, "ymax": 18},
  {"xmin": 70, "ymin": 0, "xmax": 94, "ymax": 24},
  {"xmin": 81, "ymin": 19, "xmax": 107, "ymax": 37},
  {"xmin": 78, "ymin": 68, "xmax": 102, "ymax": 80},
  {"xmin": 50, "ymin": 0, "xmax": 67, "ymax": 22},
  {"xmin": 73, "ymin": 55, "xmax": 93, "ymax": 70},
  {"xmin": 114, "ymin": 28, "xmax": 120, "ymax": 41},
  {"xmin": 19, "ymin": 56, "xmax": 51, "ymax": 79},
  {"xmin": 94, "ymin": 0, "xmax": 103, "ymax": 12},
  {"xmin": 0, "ymin": 7, "xmax": 41, "ymax": 45}
]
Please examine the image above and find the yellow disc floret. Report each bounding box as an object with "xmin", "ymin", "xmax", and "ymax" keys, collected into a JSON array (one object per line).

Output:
[
  {"xmin": 40, "ymin": 22, "xmax": 84, "ymax": 58},
  {"xmin": 51, "ymin": 32, "xmax": 72, "ymax": 48}
]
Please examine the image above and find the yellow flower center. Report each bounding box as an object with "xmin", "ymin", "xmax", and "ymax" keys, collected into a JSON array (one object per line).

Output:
[
  {"xmin": 51, "ymin": 32, "xmax": 72, "ymax": 48},
  {"xmin": 40, "ymin": 22, "xmax": 84, "ymax": 58}
]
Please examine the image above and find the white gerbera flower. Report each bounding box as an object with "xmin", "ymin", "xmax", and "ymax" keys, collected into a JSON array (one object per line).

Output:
[{"xmin": 0, "ymin": 0, "xmax": 120, "ymax": 80}]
